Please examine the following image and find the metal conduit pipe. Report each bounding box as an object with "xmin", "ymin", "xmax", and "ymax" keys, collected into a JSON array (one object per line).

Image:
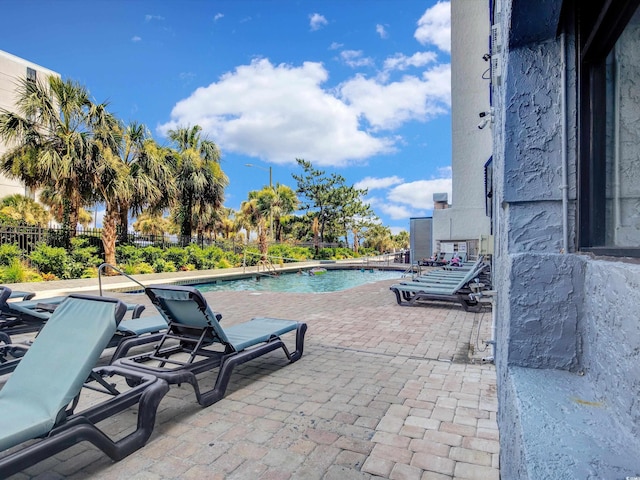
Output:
[{"xmin": 560, "ymin": 32, "xmax": 569, "ymax": 254}]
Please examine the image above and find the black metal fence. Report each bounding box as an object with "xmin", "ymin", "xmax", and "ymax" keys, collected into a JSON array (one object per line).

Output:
[{"xmin": 0, "ymin": 224, "xmax": 242, "ymax": 257}]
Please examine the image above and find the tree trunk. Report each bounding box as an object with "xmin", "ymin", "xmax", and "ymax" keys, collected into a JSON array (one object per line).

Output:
[
  {"xmin": 118, "ymin": 201, "xmax": 129, "ymax": 244},
  {"xmin": 101, "ymin": 207, "xmax": 118, "ymax": 274}
]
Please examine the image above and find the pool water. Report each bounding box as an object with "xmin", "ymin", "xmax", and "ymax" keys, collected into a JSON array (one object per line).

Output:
[{"xmin": 195, "ymin": 268, "xmax": 403, "ymax": 293}]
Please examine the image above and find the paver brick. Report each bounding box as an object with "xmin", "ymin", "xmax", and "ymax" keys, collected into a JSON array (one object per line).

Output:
[{"xmin": 4, "ymin": 274, "xmax": 499, "ymax": 480}]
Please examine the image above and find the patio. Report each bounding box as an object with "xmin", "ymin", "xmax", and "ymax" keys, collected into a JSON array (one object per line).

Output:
[{"xmin": 2, "ymin": 272, "xmax": 498, "ymax": 479}]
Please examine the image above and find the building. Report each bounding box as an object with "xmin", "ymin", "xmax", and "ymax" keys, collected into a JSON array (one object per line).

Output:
[
  {"xmin": 0, "ymin": 50, "xmax": 59, "ymax": 199},
  {"xmin": 431, "ymin": 0, "xmax": 492, "ymax": 258},
  {"xmin": 491, "ymin": 0, "xmax": 640, "ymax": 477}
]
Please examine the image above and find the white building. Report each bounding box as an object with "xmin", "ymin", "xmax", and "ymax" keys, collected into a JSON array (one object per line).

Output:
[
  {"xmin": 0, "ymin": 50, "xmax": 59, "ymax": 199},
  {"xmin": 432, "ymin": 0, "xmax": 492, "ymax": 257}
]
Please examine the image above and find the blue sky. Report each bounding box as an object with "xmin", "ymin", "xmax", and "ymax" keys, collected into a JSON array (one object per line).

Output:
[{"xmin": 2, "ymin": 0, "xmax": 452, "ymax": 234}]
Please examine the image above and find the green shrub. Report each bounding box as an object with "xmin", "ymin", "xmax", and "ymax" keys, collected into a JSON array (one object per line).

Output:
[
  {"xmin": 164, "ymin": 247, "xmax": 188, "ymax": 269},
  {"xmin": 134, "ymin": 262, "xmax": 155, "ymax": 274},
  {"xmin": 140, "ymin": 246, "xmax": 164, "ymax": 265},
  {"xmin": 315, "ymin": 248, "xmax": 335, "ymax": 260},
  {"xmin": 216, "ymin": 258, "xmax": 233, "ymax": 269},
  {"xmin": 29, "ymin": 244, "xmax": 68, "ymax": 278},
  {"xmin": 267, "ymin": 244, "xmax": 311, "ymax": 263},
  {"xmin": 116, "ymin": 245, "xmax": 142, "ymax": 265},
  {"xmin": 0, "ymin": 243, "xmax": 23, "ymax": 267},
  {"xmin": 152, "ymin": 258, "xmax": 177, "ymax": 273},
  {"xmin": 69, "ymin": 237, "xmax": 102, "ymax": 267},
  {"xmin": 184, "ymin": 245, "xmax": 209, "ymax": 269}
]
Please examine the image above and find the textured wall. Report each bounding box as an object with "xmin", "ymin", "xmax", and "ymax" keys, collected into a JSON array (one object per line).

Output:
[
  {"xmin": 494, "ymin": 0, "xmax": 640, "ymax": 477},
  {"xmin": 583, "ymin": 259, "xmax": 640, "ymax": 436}
]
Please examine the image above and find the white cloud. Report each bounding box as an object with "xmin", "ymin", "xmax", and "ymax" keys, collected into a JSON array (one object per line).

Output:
[
  {"xmin": 309, "ymin": 13, "xmax": 328, "ymax": 31},
  {"xmin": 376, "ymin": 24, "xmax": 388, "ymax": 39},
  {"xmin": 329, "ymin": 42, "xmax": 343, "ymax": 50},
  {"xmin": 380, "ymin": 203, "xmax": 416, "ymax": 220},
  {"xmin": 214, "ymin": 13, "xmax": 224, "ymax": 21},
  {"xmin": 355, "ymin": 176, "xmax": 404, "ymax": 191},
  {"xmin": 145, "ymin": 14, "xmax": 165, "ymax": 22},
  {"xmin": 339, "ymin": 63, "xmax": 451, "ymax": 130},
  {"xmin": 415, "ymin": 1, "xmax": 451, "ymax": 53},
  {"xmin": 158, "ymin": 58, "xmax": 395, "ymax": 167},
  {"xmin": 340, "ymin": 50, "xmax": 374, "ymax": 68},
  {"xmin": 387, "ymin": 178, "xmax": 452, "ymax": 210},
  {"xmin": 131, "ymin": 36, "xmax": 142, "ymax": 42},
  {"xmin": 383, "ymin": 52, "xmax": 437, "ymax": 72},
  {"xmin": 364, "ymin": 175, "xmax": 451, "ymax": 221}
]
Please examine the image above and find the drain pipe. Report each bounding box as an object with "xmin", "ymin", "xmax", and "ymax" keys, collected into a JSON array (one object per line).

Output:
[{"xmin": 560, "ymin": 31, "xmax": 569, "ymax": 253}]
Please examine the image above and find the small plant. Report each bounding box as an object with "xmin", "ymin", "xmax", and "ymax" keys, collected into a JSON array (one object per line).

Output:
[
  {"xmin": 0, "ymin": 243, "xmax": 23, "ymax": 267},
  {"xmin": 134, "ymin": 262, "xmax": 155, "ymax": 275},
  {"xmin": 1, "ymin": 259, "xmax": 27, "ymax": 283}
]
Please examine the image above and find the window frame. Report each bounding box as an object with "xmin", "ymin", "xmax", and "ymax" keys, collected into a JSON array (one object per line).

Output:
[{"xmin": 577, "ymin": 0, "xmax": 640, "ymax": 257}]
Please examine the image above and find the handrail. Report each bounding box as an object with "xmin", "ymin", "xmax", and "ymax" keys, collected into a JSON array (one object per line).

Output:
[{"xmin": 97, "ymin": 263, "xmax": 147, "ymax": 296}]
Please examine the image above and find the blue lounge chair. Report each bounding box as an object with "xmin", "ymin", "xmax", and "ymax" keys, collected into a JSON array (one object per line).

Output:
[
  {"xmin": 114, "ymin": 285, "xmax": 307, "ymax": 407},
  {"xmin": 0, "ymin": 287, "xmax": 167, "ymax": 375},
  {"xmin": 390, "ymin": 261, "xmax": 489, "ymax": 311},
  {"xmin": 0, "ymin": 295, "xmax": 168, "ymax": 477}
]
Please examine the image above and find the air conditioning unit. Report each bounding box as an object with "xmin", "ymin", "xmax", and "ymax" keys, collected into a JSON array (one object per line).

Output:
[{"xmin": 479, "ymin": 234, "xmax": 494, "ymax": 255}]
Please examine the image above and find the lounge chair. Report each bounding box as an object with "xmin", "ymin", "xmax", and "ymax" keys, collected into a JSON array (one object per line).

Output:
[
  {"xmin": 390, "ymin": 261, "xmax": 489, "ymax": 311},
  {"xmin": 3, "ymin": 289, "xmax": 35, "ymax": 301},
  {"xmin": 0, "ymin": 287, "xmax": 168, "ymax": 375},
  {"xmin": 0, "ymin": 287, "xmax": 147, "ymax": 336},
  {"xmin": 113, "ymin": 285, "xmax": 307, "ymax": 407},
  {"xmin": 0, "ymin": 294, "xmax": 169, "ymax": 477}
]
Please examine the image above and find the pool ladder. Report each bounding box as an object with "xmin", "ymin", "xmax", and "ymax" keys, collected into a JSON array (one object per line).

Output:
[{"xmin": 97, "ymin": 263, "xmax": 147, "ymax": 296}]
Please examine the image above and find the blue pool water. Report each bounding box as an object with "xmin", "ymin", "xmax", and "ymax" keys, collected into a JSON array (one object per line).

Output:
[{"xmin": 195, "ymin": 268, "xmax": 403, "ymax": 293}]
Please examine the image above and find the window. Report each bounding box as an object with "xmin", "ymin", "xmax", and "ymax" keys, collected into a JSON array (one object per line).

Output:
[
  {"xmin": 26, "ymin": 67, "xmax": 36, "ymax": 83},
  {"xmin": 578, "ymin": 0, "xmax": 640, "ymax": 256}
]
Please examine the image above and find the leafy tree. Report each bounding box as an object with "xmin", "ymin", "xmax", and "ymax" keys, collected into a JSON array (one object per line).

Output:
[
  {"xmin": 292, "ymin": 159, "xmax": 344, "ymax": 243},
  {"xmin": 166, "ymin": 125, "xmax": 228, "ymax": 244}
]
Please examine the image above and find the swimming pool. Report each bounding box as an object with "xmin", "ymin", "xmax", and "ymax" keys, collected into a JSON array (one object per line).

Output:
[{"xmin": 195, "ymin": 268, "xmax": 403, "ymax": 293}]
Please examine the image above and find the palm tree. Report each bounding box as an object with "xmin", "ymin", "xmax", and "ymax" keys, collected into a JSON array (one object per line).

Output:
[
  {"xmin": 0, "ymin": 194, "xmax": 50, "ymax": 226},
  {"xmin": 238, "ymin": 198, "xmax": 260, "ymax": 244},
  {"xmin": 166, "ymin": 125, "xmax": 228, "ymax": 244},
  {"xmin": 0, "ymin": 76, "xmax": 97, "ymax": 237},
  {"xmin": 270, "ymin": 184, "xmax": 297, "ymax": 242},
  {"xmin": 133, "ymin": 211, "xmax": 172, "ymax": 237},
  {"xmin": 118, "ymin": 122, "xmax": 176, "ymax": 243}
]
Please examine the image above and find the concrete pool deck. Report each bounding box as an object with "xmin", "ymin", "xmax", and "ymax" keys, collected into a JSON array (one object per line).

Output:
[{"xmin": 2, "ymin": 262, "xmax": 499, "ymax": 479}]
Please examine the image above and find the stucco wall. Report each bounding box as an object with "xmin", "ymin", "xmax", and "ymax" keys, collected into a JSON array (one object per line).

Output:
[
  {"xmin": 583, "ymin": 259, "xmax": 640, "ymax": 436},
  {"xmin": 494, "ymin": 0, "xmax": 640, "ymax": 476}
]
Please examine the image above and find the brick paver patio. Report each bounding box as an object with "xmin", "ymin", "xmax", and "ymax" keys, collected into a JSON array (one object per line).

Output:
[{"xmin": 2, "ymin": 272, "xmax": 499, "ymax": 479}]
